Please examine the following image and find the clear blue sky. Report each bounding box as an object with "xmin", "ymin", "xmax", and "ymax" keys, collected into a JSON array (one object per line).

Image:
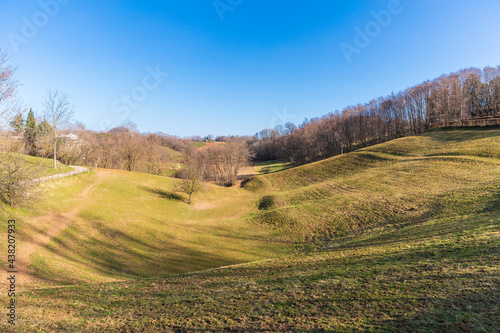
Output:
[{"xmin": 1, "ymin": 0, "xmax": 500, "ymax": 137}]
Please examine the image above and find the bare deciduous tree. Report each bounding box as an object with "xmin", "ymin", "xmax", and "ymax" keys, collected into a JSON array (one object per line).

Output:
[
  {"xmin": 118, "ymin": 121, "xmax": 144, "ymax": 172},
  {"xmin": 42, "ymin": 90, "xmax": 74, "ymax": 168},
  {"xmin": 177, "ymin": 154, "xmax": 201, "ymax": 204},
  {"xmin": 194, "ymin": 141, "xmax": 251, "ymax": 187},
  {"xmin": 0, "ymin": 49, "xmax": 21, "ymax": 145}
]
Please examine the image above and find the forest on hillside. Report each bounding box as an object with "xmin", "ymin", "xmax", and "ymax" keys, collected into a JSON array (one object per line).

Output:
[{"xmin": 252, "ymin": 66, "xmax": 500, "ymax": 164}]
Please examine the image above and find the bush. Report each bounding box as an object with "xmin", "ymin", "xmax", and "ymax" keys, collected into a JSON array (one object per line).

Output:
[
  {"xmin": 0, "ymin": 153, "xmax": 41, "ymax": 207},
  {"xmin": 242, "ymin": 177, "xmax": 265, "ymax": 192},
  {"xmin": 258, "ymin": 195, "xmax": 279, "ymax": 210}
]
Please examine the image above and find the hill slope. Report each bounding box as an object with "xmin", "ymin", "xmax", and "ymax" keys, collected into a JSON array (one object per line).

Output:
[
  {"xmin": 0, "ymin": 169, "xmax": 288, "ymax": 289},
  {"xmin": 11, "ymin": 202, "xmax": 498, "ymax": 331},
  {"xmin": 0, "ymin": 128, "xmax": 499, "ymax": 331},
  {"xmin": 245, "ymin": 128, "xmax": 500, "ymax": 241}
]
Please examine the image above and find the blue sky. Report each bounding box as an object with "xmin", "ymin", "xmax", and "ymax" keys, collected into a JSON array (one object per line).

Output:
[{"xmin": 1, "ymin": 0, "xmax": 500, "ymax": 137}]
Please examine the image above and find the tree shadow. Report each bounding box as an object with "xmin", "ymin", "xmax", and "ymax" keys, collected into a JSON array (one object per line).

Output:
[
  {"xmin": 34, "ymin": 218, "xmax": 246, "ymax": 285},
  {"xmin": 259, "ymin": 165, "xmax": 273, "ymax": 174},
  {"xmin": 138, "ymin": 185, "xmax": 186, "ymax": 202},
  {"xmin": 424, "ymin": 126, "xmax": 500, "ymax": 142}
]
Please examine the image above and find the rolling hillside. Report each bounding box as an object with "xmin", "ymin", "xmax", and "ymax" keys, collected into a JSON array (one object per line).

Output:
[
  {"xmin": 0, "ymin": 170, "xmax": 287, "ymax": 289},
  {"xmin": 246, "ymin": 128, "xmax": 500, "ymax": 241},
  {"xmin": 0, "ymin": 128, "xmax": 498, "ymax": 331}
]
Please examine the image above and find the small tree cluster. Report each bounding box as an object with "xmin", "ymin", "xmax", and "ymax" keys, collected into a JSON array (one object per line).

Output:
[
  {"xmin": 195, "ymin": 141, "xmax": 252, "ymax": 187},
  {"xmin": 69, "ymin": 123, "xmax": 184, "ymax": 174},
  {"xmin": 0, "ymin": 49, "xmax": 42, "ymax": 207}
]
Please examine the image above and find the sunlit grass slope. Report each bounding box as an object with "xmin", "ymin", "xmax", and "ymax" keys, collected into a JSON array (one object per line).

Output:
[
  {"xmin": 0, "ymin": 128, "xmax": 498, "ymax": 331},
  {"xmin": 5, "ymin": 169, "xmax": 288, "ymax": 287},
  {"xmin": 255, "ymin": 160, "xmax": 291, "ymax": 175},
  {"xmin": 245, "ymin": 128, "xmax": 500, "ymax": 241},
  {"xmin": 24, "ymin": 155, "xmax": 73, "ymax": 176},
  {"xmin": 8, "ymin": 163, "xmax": 499, "ymax": 331},
  {"xmin": 0, "ymin": 153, "xmax": 72, "ymax": 178}
]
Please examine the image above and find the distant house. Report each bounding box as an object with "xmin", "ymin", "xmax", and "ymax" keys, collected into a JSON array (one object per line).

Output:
[
  {"xmin": 59, "ymin": 132, "xmax": 84, "ymax": 151},
  {"xmin": 59, "ymin": 133, "xmax": 79, "ymax": 141}
]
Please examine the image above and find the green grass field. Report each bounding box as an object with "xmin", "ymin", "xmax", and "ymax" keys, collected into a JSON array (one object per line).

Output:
[
  {"xmin": 246, "ymin": 128, "xmax": 500, "ymax": 242},
  {"xmin": 2, "ymin": 169, "xmax": 288, "ymax": 287},
  {"xmin": 255, "ymin": 160, "xmax": 291, "ymax": 174},
  {"xmin": 193, "ymin": 141, "xmax": 207, "ymax": 148},
  {"xmin": 0, "ymin": 128, "xmax": 498, "ymax": 331},
  {"xmin": 29, "ymin": 157, "xmax": 73, "ymax": 177}
]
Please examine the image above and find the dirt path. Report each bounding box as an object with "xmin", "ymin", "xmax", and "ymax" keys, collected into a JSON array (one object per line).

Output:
[{"xmin": 3, "ymin": 172, "xmax": 104, "ymax": 290}]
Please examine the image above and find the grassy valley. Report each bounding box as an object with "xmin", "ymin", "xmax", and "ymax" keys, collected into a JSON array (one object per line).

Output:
[
  {"xmin": 0, "ymin": 128, "xmax": 498, "ymax": 331},
  {"xmin": 1, "ymin": 169, "xmax": 287, "ymax": 288}
]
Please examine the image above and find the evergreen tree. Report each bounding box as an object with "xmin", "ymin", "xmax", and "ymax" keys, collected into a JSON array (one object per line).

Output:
[
  {"xmin": 24, "ymin": 108, "xmax": 37, "ymax": 156},
  {"xmin": 38, "ymin": 119, "xmax": 54, "ymax": 134},
  {"xmin": 10, "ymin": 113, "xmax": 24, "ymax": 134}
]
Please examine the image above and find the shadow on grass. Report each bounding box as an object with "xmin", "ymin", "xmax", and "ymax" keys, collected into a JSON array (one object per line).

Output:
[
  {"xmin": 139, "ymin": 185, "xmax": 186, "ymax": 203},
  {"xmin": 255, "ymin": 160, "xmax": 294, "ymax": 175},
  {"xmin": 381, "ymin": 290, "xmax": 500, "ymax": 332},
  {"xmin": 33, "ymin": 218, "xmax": 245, "ymax": 285},
  {"xmin": 424, "ymin": 126, "xmax": 500, "ymax": 142}
]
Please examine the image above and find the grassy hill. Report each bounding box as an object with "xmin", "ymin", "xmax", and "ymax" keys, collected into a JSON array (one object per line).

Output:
[
  {"xmin": 12, "ymin": 202, "xmax": 498, "ymax": 331},
  {"xmin": 255, "ymin": 160, "xmax": 291, "ymax": 175},
  {"xmin": 1, "ymin": 169, "xmax": 288, "ymax": 288},
  {"xmin": 245, "ymin": 128, "xmax": 500, "ymax": 242},
  {"xmin": 0, "ymin": 128, "xmax": 498, "ymax": 331}
]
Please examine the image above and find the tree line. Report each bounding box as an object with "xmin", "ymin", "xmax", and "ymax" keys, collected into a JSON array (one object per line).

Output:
[
  {"xmin": 251, "ymin": 66, "xmax": 500, "ymax": 165},
  {"xmin": 2, "ymin": 44, "xmax": 500, "ymax": 204},
  {"xmin": 7, "ymin": 65, "xmax": 500, "ymax": 183}
]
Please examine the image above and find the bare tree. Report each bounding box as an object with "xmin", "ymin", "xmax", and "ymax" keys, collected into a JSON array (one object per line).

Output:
[
  {"xmin": 224, "ymin": 141, "xmax": 251, "ymax": 186},
  {"xmin": 42, "ymin": 90, "xmax": 74, "ymax": 168},
  {"xmin": 0, "ymin": 49, "xmax": 20, "ymax": 138},
  {"xmin": 196, "ymin": 141, "xmax": 251, "ymax": 187},
  {"xmin": 178, "ymin": 155, "xmax": 201, "ymax": 204}
]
